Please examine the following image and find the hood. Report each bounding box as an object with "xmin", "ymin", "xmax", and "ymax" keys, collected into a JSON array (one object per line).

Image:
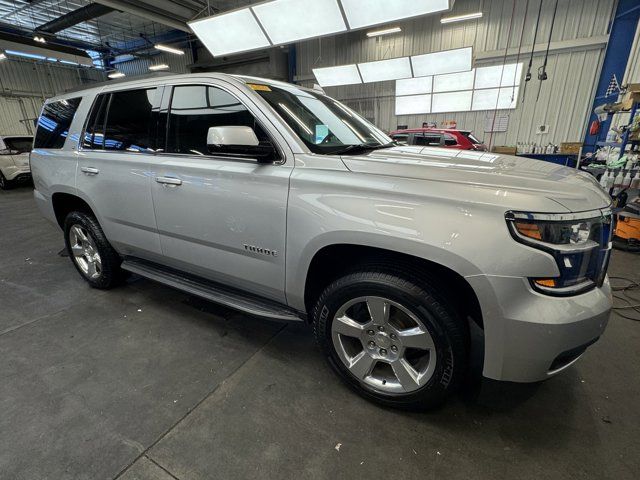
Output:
[{"xmin": 341, "ymin": 146, "xmax": 610, "ymax": 212}]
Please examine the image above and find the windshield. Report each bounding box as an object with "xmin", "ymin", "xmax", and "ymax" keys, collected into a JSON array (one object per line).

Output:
[
  {"xmin": 3, "ymin": 137, "xmax": 33, "ymax": 153},
  {"xmin": 253, "ymin": 84, "xmax": 391, "ymax": 154}
]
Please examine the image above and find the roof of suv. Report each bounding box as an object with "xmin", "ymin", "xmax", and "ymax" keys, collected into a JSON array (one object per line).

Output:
[{"xmin": 55, "ymin": 72, "xmax": 309, "ymax": 102}]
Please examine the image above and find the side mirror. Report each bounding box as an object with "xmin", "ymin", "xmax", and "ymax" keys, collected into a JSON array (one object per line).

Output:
[{"xmin": 207, "ymin": 126, "xmax": 276, "ymax": 163}]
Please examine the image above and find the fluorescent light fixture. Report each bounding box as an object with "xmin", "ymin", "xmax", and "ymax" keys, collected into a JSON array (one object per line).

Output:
[
  {"xmin": 396, "ymin": 77, "xmax": 432, "ymax": 95},
  {"xmin": 149, "ymin": 64, "xmax": 169, "ymax": 71},
  {"xmin": 0, "ymin": 52, "xmax": 6, "ymax": 61},
  {"xmin": 155, "ymin": 44, "xmax": 184, "ymax": 55},
  {"xmin": 313, "ymin": 64, "xmax": 362, "ymax": 87},
  {"xmin": 432, "ymin": 90, "xmax": 473, "ymax": 113},
  {"xmin": 472, "ymin": 87, "xmax": 519, "ymax": 110},
  {"xmin": 108, "ymin": 72, "xmax": 125, "ymax": 79},
  {"xmin": 33, "ymin": 35, "xmax": 46, "ymax": 43},
  {"xmin": 366, "ymin": 26, "xmax": 401, "ymax": 37},
  {"xmin": 475, "ymin": 63, "xmax": 523, "ymax": 89},
  {"xmin": 340, "ymin": 0, "xmax": 451, "ymax": 29},
  {"xmin": 5, "ymin": 50, "xmax": 46, "ymax": 60},
  {"xmin": 189, "ymin": 8, "xmax": 271, "ymax": 57},
  {"xmin": 411, "ymin": 47, "xmax": 472, "ymax": 78},
  {"xmin": 396, "ymin": 94, "xmax": 431, "ymax": 115},
  {"xmin": 441, "ymin": 12, "xmax": 483, "ymax": 24},
  {"xmin": 433, "ymin": 70, "xmax": 475, "ymax": 92},
  {"xmin": 59, "ymin": 60, "xmax": 79, "ymax": 66},
  {"xmin": 358, "ymin": 57, "xmax": 412, "ymax": 83},
  {"xmin": 253, "ymin": 0, "xmax": 346, "ymax": 45}
]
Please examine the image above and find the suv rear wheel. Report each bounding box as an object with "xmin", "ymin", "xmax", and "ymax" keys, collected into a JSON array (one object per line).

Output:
[
  {"xmin": 312, "ymin": 269, "xmax": 467, "ymax": 410},
  {"xmin": 63, "ymin": 211, "xmax": 123, "ymax": 289}
]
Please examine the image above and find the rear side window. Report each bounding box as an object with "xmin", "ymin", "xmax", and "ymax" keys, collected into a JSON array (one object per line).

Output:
[
  {"xmin": 444, "ymin": 134, "xmax": 458, "ymax": 146},
  {"xmin": 414, "ymin": 134, "xmax": 441, "ymax": 146},
  {"xmin": 34, "ymin": 97, "xmax": 81, "ymax": 149},
  {"xmin": 103, "ymin": 88, "xmax": 157, "ymax": 152},
  {"xmin": 83, "ymin": 94, "xmax": 109, "ymax": 149},
  {"xmin": 165, "ymin": 85, "xmax": 269, "ymax": 156}
]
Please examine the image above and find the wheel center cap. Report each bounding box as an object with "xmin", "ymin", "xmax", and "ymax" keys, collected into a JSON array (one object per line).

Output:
[{"xmin": 375, "ymin": 332, "xmax": 391, "ymax": 348}]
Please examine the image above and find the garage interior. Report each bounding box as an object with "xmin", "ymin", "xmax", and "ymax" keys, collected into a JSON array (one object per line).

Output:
[{"xmin": 1, "ymin": 0, "xmax": 640, "ymax": 479}]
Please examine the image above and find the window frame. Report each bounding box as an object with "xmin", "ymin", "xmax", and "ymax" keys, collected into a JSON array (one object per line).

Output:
[{"xmin": 159, "ymin": 82, "xmax": 283, "ymax": 164}]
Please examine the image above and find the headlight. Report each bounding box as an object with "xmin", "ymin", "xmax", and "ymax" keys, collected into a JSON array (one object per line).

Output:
[{"xmin": 505, "ymin": 210, "xmax": 612, "ymax": 296}]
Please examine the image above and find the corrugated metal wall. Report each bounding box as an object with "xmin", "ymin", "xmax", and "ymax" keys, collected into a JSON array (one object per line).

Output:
[
  {"xmin": 296, "ymin": 0, "xmax": 615, "ymax": 146},
  {"xmin": 0, "ymin": 58, "xmax": 105, "ymax": 135},
  {"xmin": 116, "ymin": 50, "xmax": 194, "ymax": 77}
]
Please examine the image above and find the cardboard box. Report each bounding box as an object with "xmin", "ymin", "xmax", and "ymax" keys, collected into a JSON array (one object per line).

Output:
[
  {"xmin": 492, "ymin": 146, "xmax": 517, "ymax": 155},
  {"xmin": 560, "ymin": 142, "xmax": 583, "ymax": 154}
]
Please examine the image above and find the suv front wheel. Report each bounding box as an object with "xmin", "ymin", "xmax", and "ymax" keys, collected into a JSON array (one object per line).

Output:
[
  {"xmin": 64, "ymin": 211, "xmax": 124, "ymax": 289},
  {"xmin": 312, "ymin": 269, "xmax": 467, "ymax": 410}
]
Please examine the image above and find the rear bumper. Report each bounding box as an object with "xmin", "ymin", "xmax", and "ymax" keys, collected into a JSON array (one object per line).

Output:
[
  {"xmin": 467, "ymin": 274, "xmax": 612, "ymax": 382},
  {"xmin": 1, "ymin": 164, "xmax": 31, "ymax": 182},
  {"xmin": 34, "ymin": 188, "xmax": 58, "ymax": 227}
]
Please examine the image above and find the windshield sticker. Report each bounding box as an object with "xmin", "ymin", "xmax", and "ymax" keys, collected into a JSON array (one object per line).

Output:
[
  {"xmin": 315, "ymin": 124, "xmax": 329, "ymax": 144},
  {"xmin": 248, "ymin": 84, "xmax": 272, "ymax": 92}
]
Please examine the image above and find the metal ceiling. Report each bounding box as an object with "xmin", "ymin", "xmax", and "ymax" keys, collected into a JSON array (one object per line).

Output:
[{"xmin": 0, "ymin": 0, "xmax": 246, "ymax": 53}]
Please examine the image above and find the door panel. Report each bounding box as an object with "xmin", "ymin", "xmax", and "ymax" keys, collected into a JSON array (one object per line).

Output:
[
  {"xmin": 76, "ymin": 88, "xmax": 162, "ymax": 258},
  {"xmin": 152, "ymin": 158, "xmax": 291, "ymax": 302},
  {"xmin": 151, "ymin": 83, "xmax": 292, "ymax": 302}
]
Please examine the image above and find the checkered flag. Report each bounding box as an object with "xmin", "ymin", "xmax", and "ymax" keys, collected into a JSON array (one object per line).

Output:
[{"xmin": 605, "ymin": 74, "xmax": 620, "ymax": 97}]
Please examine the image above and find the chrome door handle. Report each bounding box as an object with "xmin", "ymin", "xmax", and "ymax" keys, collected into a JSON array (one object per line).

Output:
[
  {"xmin": 80, "ymin": 167, "xmax": 99, "ymax": 175},
  {"xmin": 155, "ymin": 176, "xmax": 182, "ymax": 186}
]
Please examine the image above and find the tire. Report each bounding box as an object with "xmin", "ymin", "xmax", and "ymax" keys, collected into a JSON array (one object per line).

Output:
[
  {"xmin": 63, "ymin": 211, "xmax": 124, "ymax": 289},
  {"xmin": 0, "ymin": 171, "xmax": 12, "ymax": 190},
  {"xmin": 312, "ymin": 269, "xmax": 467, "ymax": 410}
]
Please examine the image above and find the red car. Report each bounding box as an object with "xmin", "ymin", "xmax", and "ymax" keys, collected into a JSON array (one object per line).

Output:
[{"xmin": 389, "ymin": 128, "xmax": 487, "ymax": 151}]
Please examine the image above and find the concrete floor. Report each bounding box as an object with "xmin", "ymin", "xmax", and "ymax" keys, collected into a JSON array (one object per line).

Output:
[{"xmin": 1, "ymin": 185, "xmax": 639, "ymax": 480}]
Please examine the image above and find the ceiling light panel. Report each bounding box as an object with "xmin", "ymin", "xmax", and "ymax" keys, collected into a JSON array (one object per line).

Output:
[
  {"xmin": 313, "ymin": 64, "xmax": 362, "ymax": 87},
  {"xmin": 432, "ymin": 91, "xmax": 473, "ymax": 113},
  {"xmin": 396, "ymin": 77, "xmax": 433, "ymax": 95},
  {"xmin": 411, "ymin": 47, "xmax": 473, "ymax": 78},
  {"xmin": 475, "ymin": 63, "xmax": 523, "ymax": 89},
  {"xmin": 341, "ymin": 0, "xmax": 451, "ymax": 29},
  {"xmin": 358, "ymin": 57, "xmax": 412, "ymax": 83},
  {"xmin": 472, "ymin": 87, "xmax": 519, "ymax": 110},
  {"xmin": 252, "ymin": 0, "xmax": 347, "ymax": 45},
  {"xmin": 396, "ymin": 94, "xmax": 431, "ymax": 115},
  {"xmin": 433, "ymin": 70, "xmax": 475, "ymax": 92},
  {"xmin": 189, "ymin": 8, "xmax": 271, "ymax": 57},
  {"xmin": 440, "ymin": 12, "xmax": 483, "ymax": 24}
]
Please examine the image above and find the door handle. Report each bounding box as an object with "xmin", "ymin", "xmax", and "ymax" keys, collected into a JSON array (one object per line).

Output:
[
  {"xmin": 155, "ymin": 176, "xmax": 182, "ymax": 186},
  {"xmin": 80, "ymin": 167, "xmax": 99, "ymax": 175}
]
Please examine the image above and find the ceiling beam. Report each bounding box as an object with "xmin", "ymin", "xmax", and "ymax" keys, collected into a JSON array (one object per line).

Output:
[
  {"xmin": 35, "ymin": 4, "xmax": 116, "ymax": 34},
  {"xmin": 91, "ymin": 0, "xmax": 192, "ymax": 33}
]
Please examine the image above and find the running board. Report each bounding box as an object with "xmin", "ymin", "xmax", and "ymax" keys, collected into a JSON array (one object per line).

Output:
[{"xmin": 121, "ymin": 259, "xmax": 303, "ymax": 322}]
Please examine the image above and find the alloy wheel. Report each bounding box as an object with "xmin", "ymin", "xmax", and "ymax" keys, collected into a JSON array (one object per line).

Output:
[
  {"xmin": 69, "ymin": 224, "xmax": 102, "ymax": 279},
  {"xmin": 331, "ymin": 296, "xmax": 437, "ymax": 393}
]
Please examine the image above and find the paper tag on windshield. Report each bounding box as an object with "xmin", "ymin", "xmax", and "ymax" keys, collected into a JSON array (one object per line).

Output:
[{"xmin": 248, "ymin": 84, "xmax": 272, "ymax": 92}]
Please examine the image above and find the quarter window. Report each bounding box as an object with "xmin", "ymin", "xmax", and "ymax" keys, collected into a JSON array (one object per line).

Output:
[
  {"xmin": 166, "ymin": 85, "xmax": 269, "ymax": 156},
  {"xmin": 34, "ymin": 97, "xmax": 82, "ymax": 149},
  {"xmin": 444, "ymin": 134, "xmax": 458, "ymax": 146}
]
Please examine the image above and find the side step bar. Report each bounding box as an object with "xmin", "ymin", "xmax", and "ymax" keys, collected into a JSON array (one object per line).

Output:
[{"xmin": 121, "ymin": 258, "xmax": 303, "ymax": 322}]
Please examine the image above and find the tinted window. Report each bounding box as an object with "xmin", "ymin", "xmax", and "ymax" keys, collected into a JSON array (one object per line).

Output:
[
  {"xmin": 465, "ymin": 132, "xmax": 482, "ymax": 144},
  {"xmin": 34, "ymin": 98, "xmax": 81, "ymax": 149},
  {"xmin": 103, "ymin": 88, "xmax": 157, "ymax": 152},
  {"xmin": 444, "ymin": 134, "xmax": 458, "ymax": 146},
  {"xmin": 83, "ymin": 94, "xmax": 109, "ymax": 149},
  {"xmin": 166, "ymin": 85, "xmax": 269, "ymax": 156},
  {"xmin": 391, "ymin": 134, "xmax": 408, "ymax": 144},
  {"xmin": 414, "ymin": 134, "xmax": 441, "ymax": 146},
  {"xmin": 3, "ymin": 137, "xmax": 33, "ymax": 153}
]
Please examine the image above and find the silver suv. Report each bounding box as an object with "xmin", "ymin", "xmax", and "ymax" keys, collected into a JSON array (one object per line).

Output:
[{"xmin": 31, "ymin": 73, "xmax": 612, "ymax": 409}]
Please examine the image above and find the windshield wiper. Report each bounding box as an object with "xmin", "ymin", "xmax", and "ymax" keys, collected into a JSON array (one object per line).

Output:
[{"xmin": 330, "ymin": 142, "xmax": 396, "ymax": 155}]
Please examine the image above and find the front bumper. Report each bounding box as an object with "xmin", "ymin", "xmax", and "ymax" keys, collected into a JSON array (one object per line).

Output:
[{"xmin": 466, "ymin": 274, "xmax": 612, "ymax": 382}]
